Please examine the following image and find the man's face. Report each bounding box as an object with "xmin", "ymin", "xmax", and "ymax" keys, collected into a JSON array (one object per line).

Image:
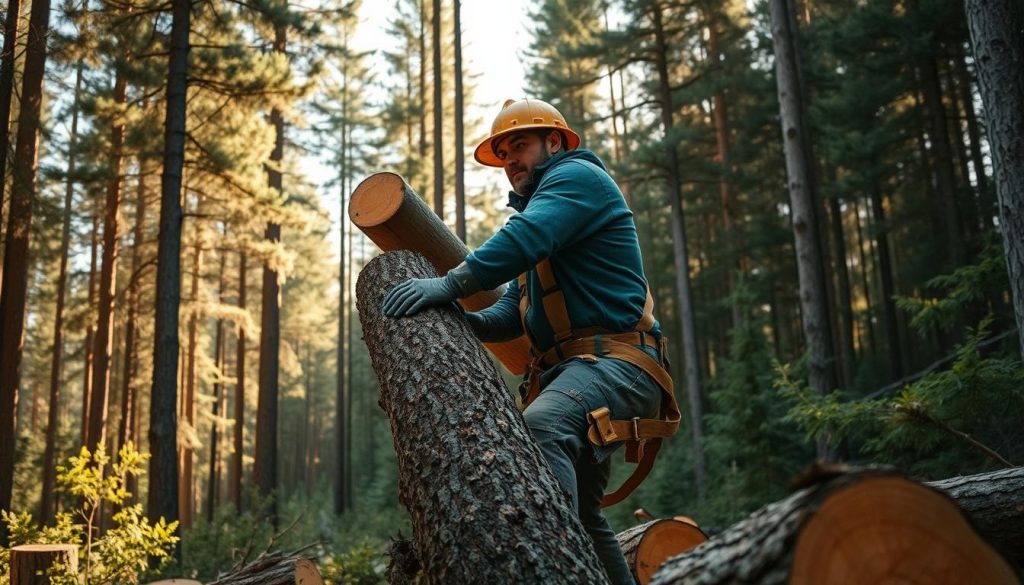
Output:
[{"xmin": 492, "ymin": 131, "xmax": 560, "ymax": 194}]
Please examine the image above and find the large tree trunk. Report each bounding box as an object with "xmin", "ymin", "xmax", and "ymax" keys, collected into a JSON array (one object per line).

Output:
[
  {"xmin": 768, "ymin": 0, "xmax": 837, "ymax": 456},
  {"xmin": 650, "ymin": 469, "xmax": 1018, "ymax": 585},
  {"xmin": 254, "ymin": 20, "xmax": 287, "ymax": 525},
  {"xmin": 964, "ymin": 0, "xmax": 1024, "ymax": 361},
  {"xmin": 0, "ymin": 0, "xmax": 21, "ymax": 233},
  {"xmin": 355, "ymin": 251, "xmax": 610, "ymax": 584},
  {"xmin": 0, "ymin": 0, "xmax": 53, "ymax": 544},
  {"xmin": 650, "ymin": 1, "xmax": 706, "ymax": 499},
  {"xmin": 87, "ymin": 72, "xmax": 129, "ymax": 453},
  {"xmin": 148, "ymin": 0, "xmax": 190, "ymax": 534}
]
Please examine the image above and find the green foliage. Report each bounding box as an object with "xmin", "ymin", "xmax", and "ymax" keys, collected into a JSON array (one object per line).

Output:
[
  {"xmin": 320, "ymin": 540, "xmax": 386, "ymax": 584},
  {"xmin": 1, "ymin": 443, "xmax": 179, "ymax": 585},
  {"xmin": 779, "ymin": 319, "xmax": 1024, "ymax": 479}
]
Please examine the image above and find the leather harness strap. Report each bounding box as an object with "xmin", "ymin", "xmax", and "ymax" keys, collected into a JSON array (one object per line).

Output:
[{"xmin": 517, "ymin": 258, "xmax": 680, "ymax": 507}]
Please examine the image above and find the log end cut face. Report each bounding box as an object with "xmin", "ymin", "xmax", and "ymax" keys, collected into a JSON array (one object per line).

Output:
[
  {"xmin": 349, "ymin": 172, "xmax": 406, "ymax": 229},
  {"xmin": 635, "ymin": 520, "xmax": 708, "ymax": 584},
  {"xmin": 791, "ymin": 477, "xmax": 1018, "ymax": 585}
]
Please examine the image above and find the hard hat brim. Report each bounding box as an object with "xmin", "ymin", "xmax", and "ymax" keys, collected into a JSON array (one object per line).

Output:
[{"xmin": 473, "ymin": 125, "xmax": 582, "ymax": 168}]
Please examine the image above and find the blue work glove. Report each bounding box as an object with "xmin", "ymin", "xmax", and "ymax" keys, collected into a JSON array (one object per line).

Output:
[{"xmin": 382, "ymin": 262, "xmax": 481, "ymax": 318}]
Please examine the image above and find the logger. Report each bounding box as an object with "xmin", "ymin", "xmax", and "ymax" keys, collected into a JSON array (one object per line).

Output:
[{"xmin": 359, "ymin": 97, "xmax": 682, "ymax": 585}]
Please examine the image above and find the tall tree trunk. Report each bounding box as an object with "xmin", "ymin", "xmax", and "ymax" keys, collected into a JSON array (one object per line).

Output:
[
  {"xmin": 335, "ymin": 178, "xmax": 350, "ymax": 514},
  {"xmin": 920, "ymin": 55, "xmax": 966, "ymax": 269},
  {"xmin": 255, "ymin": 20, "xmax": 286, "ymax": 525},
  {"xmin": 0, "ymin": 0, "xmax": 22, "ymax": 235},
  {"xmin": 651, "ymin": 1, "xmax": 706, "ymax": 500},
  {"xmin": 356, "ymin": 251, "xmax": 611, "ymax": 585},
  {"xmin": 87, "ymin": 72, "xmax": 129, "ymax": 453},
  {"xmin": 119, "ymin": 158, "xmax": 147, "ymax": 501},
  {"xmin": 206, "ymin": 245, "xmax": 227, "ymax": 522},
  {"xmin": 0, "ymin": 0, "xmax": 53, "ymax": 544},
  {"xmin": 148, "ymin": 0, "xmax": 190, "ymax": 537},
  {"xmin": 869, "ymin": 180, "xmax": 904, "ymax": 379},
  {"xmin": 82, "ymin": 214, "xmax": 100, "ymax": 444},
  {"xmin": 40, "ymin": 62, "xmax": 84, "ymax": 524},
  {"xmin": 851, "ymin": 198, "xmax": 877, "ymax": 357},
  {"xmin": 964, "ymin": 0, "xmax": 1024, "ymax": 360},
  {"xmin": 418, "ymin": 0, "xmax": 426, "ymax": 158},
  {"xmin": 954, "ymin": 54, "xmax": 994, "ymax": 227},
  {"xmin": 769, "ymin": 0, "xmax": 837, "ymax": 456},
  {"xmin": 431, "ymin": 0, "xmax": 443, "ymax": 219},
  {"xmin": 453, "ymin": 0, "xmax": 465, "ymax": 242},
  {"xmin": 231, "ymin": 252, "xmax": 246, "ymax": 510},
  {"xmin": 827, "ymin": 195, "xmax": 855, "ymax": 386},
  {"xmin": 179, "ymin": 215, "xmax": 203, "ymax": 530}
]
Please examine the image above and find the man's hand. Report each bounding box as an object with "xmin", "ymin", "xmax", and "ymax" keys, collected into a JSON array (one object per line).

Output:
[
  {"xmin": 382, "ymin": 276, "xmax": 460, "ymax": 318},
  {"xmin": 382, "ymin": 262, "xmax": 483, "ymax": 318}
]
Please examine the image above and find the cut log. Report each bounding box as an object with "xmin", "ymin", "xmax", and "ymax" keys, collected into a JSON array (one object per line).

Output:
[
  {"xmin": 617, "ymin": 518, "xmax": 707, "ymax": 584},
  {"xmin": 355, "ymin": 250, "xmax": 610, "ymax": 584},
  {"xmin": 144, "ymin": 580, "xmax": 202, "ymax": 585},
  {"xmin": 9, "ymin": 544, "xmax": 78, "ymax": 585},
  {"xmin": 650, "ymin": 469, "xmax": 1018, "ymax": 585},
  {"xmin": 349, "ymin": 171, "xmax": 530, "ymax": 374},
  {"xmin": 928, "ymin": 466, "xmax": 1024, "ymax": 567},
  {"xmin": 206, "ymin": 552, "xmax": 322, "ymax": 585}
]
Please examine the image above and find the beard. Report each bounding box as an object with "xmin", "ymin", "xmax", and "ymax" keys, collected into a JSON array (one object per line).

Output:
[{"xmin": 516, "ymin": 148, "xmax": 552, "ymax": 197}]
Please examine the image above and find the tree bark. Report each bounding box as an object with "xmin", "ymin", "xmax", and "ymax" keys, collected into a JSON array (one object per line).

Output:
[
  {"xmin": 231, "ymin": 252, "xmax": 247, "ymax": 511},
  {"xmin": 82, "ymin": 214, "xmax": 100, "ymax": 445},
  {"xmin": 148, "ymin": 0, "xmax": 189, "ymax": 535},
  {"xmin": 355, "ymin": 250, "xmax": 611, "ymax": 584},
  {"xmin": 964, "ymin": 0, "xmax": 1024, "ymax": 361},
  {"xmin": 927, "ymin": 466, "xmax": 1024, "ymax": 567},
  {"xmin": 10, "ymin": 544, "xmax": 78, "ymax": 585},
  {"xmin": 207, "ymin": 552, "xmax": 322, "ymax": 585},
  {"xmin": 617, "ymin": 518, "xmax": 706, "ymax": 585},
  {"xmin": 650, "ymin": 1, "xmax": 707, "ymax": 499},
  {"xmin": 650, "ymin": 469, "xmax": 1017, "ymax": 585},
  {"xmin": 768, "ymin": 0, "xmax": 837, "ymax": 456},
  {"xmin": 180, "ymin": 215, "xmax": 204, "ymax": 530},
  {"xmin": 0, "ymin": 0, "xmax": 53, "ymax": 544},
  {"xmin": 0, "ymin": 0, "xmax": 21, "ymax": 231},
  {"xmin": 119, "ymin": 159, "xmax": 147, "ymax": 501},
  {"xmin": 207, "ymin": 245, "xmax": 227, "ymax": 521},
  {"xmin": 254, "ymin": 20, "xmax": 287, "ymax": 525}
]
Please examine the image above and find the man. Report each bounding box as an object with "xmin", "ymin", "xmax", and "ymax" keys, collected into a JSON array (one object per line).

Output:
[{"xmin": 382, "ymin": 98, "xmax": 678, "ymax": 585}]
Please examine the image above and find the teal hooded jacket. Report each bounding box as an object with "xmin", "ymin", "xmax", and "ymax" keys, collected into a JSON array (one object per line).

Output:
[{"xmin": 464, "ymin": 148, "xmax": 660, "ymax": 353}]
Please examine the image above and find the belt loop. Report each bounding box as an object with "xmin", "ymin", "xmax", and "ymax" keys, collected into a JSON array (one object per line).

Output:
[
  {"xmin": 638, "ymin": 330, "xmax": 646, "ymax": 349},
  {"xmin": 632, "ymin": 416, "xmax": 641, "ymax": 440}
]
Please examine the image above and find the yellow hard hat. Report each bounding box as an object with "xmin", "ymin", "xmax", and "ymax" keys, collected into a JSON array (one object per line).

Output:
[{"xmin": 473, "ymin": 98, "xmax": 581, "ymax": 167}]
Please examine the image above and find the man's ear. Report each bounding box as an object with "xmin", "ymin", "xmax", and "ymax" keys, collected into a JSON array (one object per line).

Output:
[{"xmin": 545, "ymin": 131, "xmax": 563, "ymax": 155}]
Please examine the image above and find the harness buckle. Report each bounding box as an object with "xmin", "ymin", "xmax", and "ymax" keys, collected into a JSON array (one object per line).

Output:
[{"xmin": 588, "ymin": 407, "xmax": 618, "ymax": 445}]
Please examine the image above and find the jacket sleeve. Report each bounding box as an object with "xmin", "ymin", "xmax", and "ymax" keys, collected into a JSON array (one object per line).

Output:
[
  {"xmin": 464, "ymin": 161, "xmax": 617, "ymax": 289},
  {"xmin": 466, "ymin": 279, "xmax": 523, "ymax": 342}
]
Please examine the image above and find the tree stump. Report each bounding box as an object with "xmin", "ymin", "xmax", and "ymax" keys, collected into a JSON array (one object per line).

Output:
[
  {"xmin": 9, "ymin": 544, "xmax": 78, "ymax": 585},
  {"xmin": 349, "ymin": 171, "xmax": 531, "ymax": 374},
  {"xmin": 206, "ymin": 552, "xmax": 322, "ymax": 585},
  {"xmin": 356, "ymin": 250, "xmax": 610, "ymax": 584},
  {"xmin": 617, "ymin": 518, "xmax": 707, "ymax": 584},
  {"xmin": 928, "ymin": 466, "xmax": 1024, "ymax": 566},
  {"xmin": 650, "ymin": 469, "xmax": 1018, "ymax": 584}
]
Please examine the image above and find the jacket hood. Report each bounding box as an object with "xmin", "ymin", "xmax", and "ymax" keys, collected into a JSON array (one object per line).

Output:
[{"xmin": 506, "ymin": 149, "xmax": 606, "ymax": 212}]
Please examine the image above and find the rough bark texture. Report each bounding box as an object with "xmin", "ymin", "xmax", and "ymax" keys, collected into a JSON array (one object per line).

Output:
[
  {"xmin": 356, "ymin": 251, "xmax": 609, "ymax": 585},
  {"xmin": 964, "ymin": 0, "xmax": 1024, "ymax": 361},
  {"xmin": 649, "ymin": 469, "xmax": 1017, "ymax": 585},
  {"xmin": 769, "ymin": 0, "xmax": 837, "ymax": 458},
  {"xmin": 148, "ymin": 0, "xmax": 189, "ymax": 531},
  {"xmin": 10, "ymin": 544, "xmax": 78, "ymax": 585},
  {"xmin": 206, "ymin": 553, "xmax": 322, "ymax": 585},
  {"xmin": 928, "ymin": 466, "xmax": 1024, "ymax": 566}
]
